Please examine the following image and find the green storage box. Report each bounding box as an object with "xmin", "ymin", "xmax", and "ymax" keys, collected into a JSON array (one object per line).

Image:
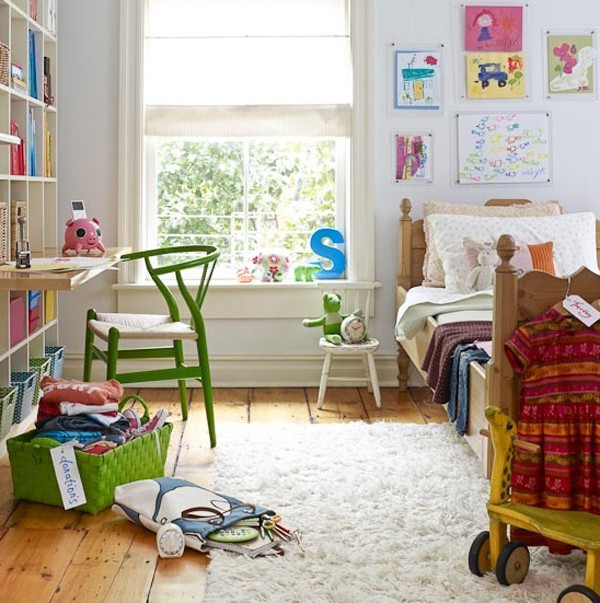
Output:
[
  {"xmin": 0, "ymin": 386, "xmax": 17, "ymax": 440},
  {"xmin": 7, "ymin": 422, "xmax": 173, "ymax": 514}
]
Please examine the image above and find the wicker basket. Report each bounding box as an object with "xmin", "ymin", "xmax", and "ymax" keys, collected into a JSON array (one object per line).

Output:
[
  {"xmin": 0, "ymin": 386, "xmax": 17, "ymax": 440},
  {"xmin": 10, "ymin": 201, "xmax": 27, "ymax": 261},
  {"xmin": 10, "ymin": 371, "xmax": 37, "ymax": 424},
  {"xmin": 8, "ymin": 420, "xmax": 173, "ymax": 514},
  {"xmin": 29, "ymin": 357, "xmax": 51, "ymax": 406},
  {"xmin": 44, "ymin": 346, "xmax": 65, "ymax": 378},
  {"xmin": 0, "ymin": 42, "xmax": 9, "ymax": 87}
]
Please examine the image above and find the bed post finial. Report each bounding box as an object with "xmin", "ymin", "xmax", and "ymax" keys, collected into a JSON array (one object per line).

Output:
[
  {"xmin": 496, "ymin": 234, "xmax": 518, "ymax": 274},
  {"xmin": 400, "ymin": 198, "xmax": 412, "ymax": 220}
]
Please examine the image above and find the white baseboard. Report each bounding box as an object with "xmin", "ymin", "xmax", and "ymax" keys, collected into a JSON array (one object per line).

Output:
[{"xmin": 63, "ymin": 353, "xmax": 402, "ymax": 388}]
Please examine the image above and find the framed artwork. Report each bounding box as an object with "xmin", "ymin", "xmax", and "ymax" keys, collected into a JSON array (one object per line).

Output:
[
  {"xmin": 466, "ymin": 52, "xmax": 525, "ymax": 98},
  {"xmin": 545, "ymin": 30, "xmax": 597, "ymax": 98},
  {"xmin": 393, "ymin": 48, "xmax": 441, "ymax": 110},
  {"xmin": 464, "ymin": 5, "xmax": 523, "ymax": 52},
  {"xmin": 457, "ymin": 112, "xmax": 551, "ymax": 184},
  {"xmin": 393, "ymin": 133, "xmax": 433, "ymax": 183}
]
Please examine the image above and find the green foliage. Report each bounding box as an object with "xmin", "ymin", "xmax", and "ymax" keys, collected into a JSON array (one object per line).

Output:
[{"xmin": 155, "ymin": 139, "xmax": 338, "ymax": 276}]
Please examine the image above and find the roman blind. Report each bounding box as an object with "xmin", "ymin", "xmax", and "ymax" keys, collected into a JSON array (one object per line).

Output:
[{"xmin": 144, "ymin": 0, "xmax": 352, "ymax": 137}]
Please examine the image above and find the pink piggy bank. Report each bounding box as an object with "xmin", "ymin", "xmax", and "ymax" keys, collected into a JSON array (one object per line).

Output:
[{"xmin": 62, "ymin": 217, "xmax": 106, "ymax": 255}]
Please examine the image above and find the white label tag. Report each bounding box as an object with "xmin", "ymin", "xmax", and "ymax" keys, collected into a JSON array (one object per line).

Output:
[
  {"xmin": 563, "ymin": 295, "xmax": 600, "ymax": 327},
  {"xmin": 50, "ymin": 444, "xmax": 87, "ymax": 510}
]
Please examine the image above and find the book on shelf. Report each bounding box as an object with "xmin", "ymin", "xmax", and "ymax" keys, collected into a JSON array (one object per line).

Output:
[
  {"xmin": 11, "ymin": 63, "xmax": 27, "ymax": 94},
  {"xmin": 28, "ymin": 30, "xmax": 37, "ymax": 99},
  {"xmin": 10, "ymin": 121, "xmax": 24, "ymax": 176},
  {"xmin": 28, "ymin": 108, "xmax": 36, "ymax": 177},
  {"xmin": 30, "ymin": 0, "xmax": 38, "ymax": 21},
  {"xmin": 44, "ymin": 115, "xmax": 52, "ymax": 177},
  {"xmin": 43, "ymin": 56, "xmax": 53, "ymax": 105},
  {"xmin": 46, "ymin": 0, "xmax": 57, "ymax": 35}
]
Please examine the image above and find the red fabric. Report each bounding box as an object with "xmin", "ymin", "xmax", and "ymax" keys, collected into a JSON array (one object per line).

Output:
[{"xmin": 40, "ymin": 377, "xmax": 124, "ymax": 406}]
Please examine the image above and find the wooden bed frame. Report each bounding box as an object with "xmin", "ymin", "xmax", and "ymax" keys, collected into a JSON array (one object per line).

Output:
[{"xmin": 396, "ymin": 198, "xmax": 600, "ymax": 476}]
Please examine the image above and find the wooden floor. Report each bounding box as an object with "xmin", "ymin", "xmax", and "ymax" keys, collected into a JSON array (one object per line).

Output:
[{"xmin": 0, "ymin": 387, "xmax": 446, "ymax": 602}]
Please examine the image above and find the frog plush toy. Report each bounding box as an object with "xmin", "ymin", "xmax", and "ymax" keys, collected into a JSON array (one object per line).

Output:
[{"xmin": 302, "ymin": 292, "xmax": 349, "ymax": 345}]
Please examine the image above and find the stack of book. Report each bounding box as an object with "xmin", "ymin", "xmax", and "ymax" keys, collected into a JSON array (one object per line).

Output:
[{"xmin": 11, "ymin": 64, "xmax": 26, "ymax": 94}]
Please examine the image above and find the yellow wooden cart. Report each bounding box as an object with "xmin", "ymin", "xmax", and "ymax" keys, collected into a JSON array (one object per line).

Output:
[{"xmin": 469, "ymin": 406, "xmax": 600, "ymax": 603}]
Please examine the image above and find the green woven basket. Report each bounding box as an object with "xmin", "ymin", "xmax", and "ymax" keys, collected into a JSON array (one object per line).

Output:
[{"xmin": 7, "ymin": 417, "xmax": 173, "ymax": 514}]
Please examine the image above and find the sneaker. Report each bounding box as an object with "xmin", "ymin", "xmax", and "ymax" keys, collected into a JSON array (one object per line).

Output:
[
  {"xmin": 128, "ymin": 408, "xmax": 170, "ymax": 439},
  {"xmin": 123, "ymin": 408, "xmax": 142, "ymax": 430}
]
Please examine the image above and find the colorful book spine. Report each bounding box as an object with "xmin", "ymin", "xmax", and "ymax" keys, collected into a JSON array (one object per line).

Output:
[{"xmin": 28, "ymin": 30, "xmax": 37, "ymax": 99}]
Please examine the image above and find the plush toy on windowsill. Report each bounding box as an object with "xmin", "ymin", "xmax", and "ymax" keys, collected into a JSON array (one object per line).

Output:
[{"xmin": 303, "ymin": 292, "xmax": 365, "ymax": 345}]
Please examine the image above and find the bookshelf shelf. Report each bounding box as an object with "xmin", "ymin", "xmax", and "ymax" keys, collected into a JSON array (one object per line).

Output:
[
  {"xmin": 0, "ymin": 132, "xmax": 19, "ymax": 144},
  {"xmin": 0, "ymin": 0, "xmax": 58, "ymax": 454}
]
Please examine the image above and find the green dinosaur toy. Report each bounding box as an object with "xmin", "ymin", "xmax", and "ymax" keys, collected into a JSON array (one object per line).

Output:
[{"xmin": 302, "ymin": 292, "xmax": 349, "ymax": 345}]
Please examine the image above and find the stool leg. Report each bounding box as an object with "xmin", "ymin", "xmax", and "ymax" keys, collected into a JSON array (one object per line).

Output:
[
  {"xmin": 317, "ymin": 352, "xmax": 332, "ymax": 410},
  {"xmin": 362, "ymin": 355, "xmax": 373, "ymax": 393},
  {"xmin": 367, "ymin": 351, "xmax": 381, "ymax": 408}
]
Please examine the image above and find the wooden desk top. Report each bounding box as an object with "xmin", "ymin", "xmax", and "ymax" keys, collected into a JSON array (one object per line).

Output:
[{"xmin": 0, "ymin": 247, "xmax": 130, "ymax": 291}]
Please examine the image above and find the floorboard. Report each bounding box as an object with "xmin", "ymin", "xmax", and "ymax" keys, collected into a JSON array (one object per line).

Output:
[{"xmin": 0, "ymin": 386, "xmax": 446, "ymax": 602}]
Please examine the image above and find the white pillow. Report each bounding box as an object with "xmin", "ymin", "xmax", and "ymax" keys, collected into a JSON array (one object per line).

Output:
[{"xmin": 427, "ymin": 212, "xmax": 599, "ymax": 293}]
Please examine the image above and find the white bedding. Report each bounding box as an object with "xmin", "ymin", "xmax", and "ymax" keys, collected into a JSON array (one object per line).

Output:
[{"xmin": 395, "ymin": 286, "xmax": 493, "ymax": 340}]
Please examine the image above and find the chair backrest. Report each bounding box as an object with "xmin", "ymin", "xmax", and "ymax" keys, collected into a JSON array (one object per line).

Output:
[{"xmin": 122, "ymin": 245, "xmax": 219, "ymax": 330}]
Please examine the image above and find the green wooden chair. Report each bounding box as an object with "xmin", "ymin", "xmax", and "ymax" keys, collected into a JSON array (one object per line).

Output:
[{"xmin": 83, "ymin": 245, "xmax": 219, "ymax": 447}]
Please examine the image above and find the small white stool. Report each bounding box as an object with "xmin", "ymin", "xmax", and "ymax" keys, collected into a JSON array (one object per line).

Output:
[{"xmin": 317, "ymin": 337, "xmax": 382, "ymax": 410}]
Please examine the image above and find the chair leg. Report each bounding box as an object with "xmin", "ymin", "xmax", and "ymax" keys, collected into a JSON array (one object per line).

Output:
[
  {"xmin": 106, "ymin": 327, "xmax": 119, "ymax": 380},
  {"xmin": 196, "ymin": 338, "xmax": 217, "ymax": 448},
  {"xmin": 362, "ymin": 355, "xmax": 373, "ymax": 393},
  {"xmin": 83, "ymin": 309, "xmax": 97, "ymax": 382},
  {"xmin": 173, "ymin": 340, "xmax": 189, "ymax": 421},
  {"xmin": 367, "ymin": 351, "xmax": 382, "ymax": 409},
  {"xmin": 317, "ymin": 352, "xmax": 332, "ymax": 410}
]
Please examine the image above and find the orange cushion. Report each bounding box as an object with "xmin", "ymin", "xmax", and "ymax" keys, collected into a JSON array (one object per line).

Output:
[{"xmin": 527, "ymin": 241, "xmax": 555, "ymax": 275}]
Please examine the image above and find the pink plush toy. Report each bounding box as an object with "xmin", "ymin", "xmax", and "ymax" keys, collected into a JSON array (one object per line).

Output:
[{"xmin": 62, "ymin": 217, "xmax": 106, "ymax": 255}]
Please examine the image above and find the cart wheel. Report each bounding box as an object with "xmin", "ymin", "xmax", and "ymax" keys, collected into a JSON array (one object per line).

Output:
[
  {"xmin": 495, "ymin": 540, "xmax": 530, "ymax": 586},
  {"xmin": 557, "ymin": 584, "xmax": 600, "ymax": 602},
  {"xmin": 468, "ymin": 531, "xmax": 491, "ymax": 577}
]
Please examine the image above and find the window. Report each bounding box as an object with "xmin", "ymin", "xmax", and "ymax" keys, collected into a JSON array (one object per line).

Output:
[
  {"xmin": 142, "ymin": 0, "xmax": 351, "ymax": 279},
  {"xmin": 118, "ymin": 0, "xmax": 373, "ymax": 317}
]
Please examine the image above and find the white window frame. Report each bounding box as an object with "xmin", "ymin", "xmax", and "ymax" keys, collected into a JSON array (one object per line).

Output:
[{"xmin": 116, "ymin": 0, "xmax": 374, "ymax": 319}]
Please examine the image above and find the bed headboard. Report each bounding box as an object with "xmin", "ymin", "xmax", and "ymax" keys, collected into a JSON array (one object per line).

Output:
[{"xmin": 397, "ymin": 197, "xmax": 600, "ymax": 292}]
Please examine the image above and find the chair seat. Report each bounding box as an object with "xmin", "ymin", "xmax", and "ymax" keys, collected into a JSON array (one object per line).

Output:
[
  {"xmin": 319, "ymin": 337, "xmax": 380, "ymax": 353},
  {"xmin": 89, "ymin": 313, "xmax": 198, "ymax": 341}
]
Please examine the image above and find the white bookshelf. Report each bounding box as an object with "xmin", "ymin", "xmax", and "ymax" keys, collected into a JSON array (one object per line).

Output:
[{"xmin": 0, "ymin": 0, "xmax": 58, "ymax": 452}]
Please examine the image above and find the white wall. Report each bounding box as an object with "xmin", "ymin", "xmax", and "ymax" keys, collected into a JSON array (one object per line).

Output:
[{"xmin": 58, "ymin": 0, "xmax": 600, "ymax": 385}]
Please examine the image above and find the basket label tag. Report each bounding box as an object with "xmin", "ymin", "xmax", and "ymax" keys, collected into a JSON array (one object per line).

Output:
[{"xmin": 50, "ymin": 443, "xmax": 87, "ymax": 510}]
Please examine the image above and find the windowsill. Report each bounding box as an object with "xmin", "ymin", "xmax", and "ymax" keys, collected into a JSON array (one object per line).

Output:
[{"xmin": 114, "ymin": 280, "xmax": 379, "ymax": 319}]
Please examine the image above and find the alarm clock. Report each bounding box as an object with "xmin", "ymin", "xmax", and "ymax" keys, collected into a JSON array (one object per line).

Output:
[
  {"xmin": 156, "ymin": 522, "xmax": 186, "ymax": 558},
  {"xmin": 340, "ymin": 314, "xmax": 367, "ymax": 344}
]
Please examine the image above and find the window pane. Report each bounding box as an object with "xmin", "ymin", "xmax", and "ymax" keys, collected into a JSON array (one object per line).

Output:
[{"xmin": 153, "ymin": 138, "xmax": 339, "ymax": 278}]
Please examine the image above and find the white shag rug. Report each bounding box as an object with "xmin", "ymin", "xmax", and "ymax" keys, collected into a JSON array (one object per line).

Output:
[{"xmin": 204, "ymin": 422, "xmax": 587, "ymax": 603}]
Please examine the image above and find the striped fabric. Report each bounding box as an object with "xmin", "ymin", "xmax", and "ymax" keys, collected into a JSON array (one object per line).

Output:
[
  {"xmin": 527, "ymin": 241, "xmax": 555, "ymax": 275},
  {"xmin": 505, "ymin": 307, "xmax": 600, "ymax": 551}
]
